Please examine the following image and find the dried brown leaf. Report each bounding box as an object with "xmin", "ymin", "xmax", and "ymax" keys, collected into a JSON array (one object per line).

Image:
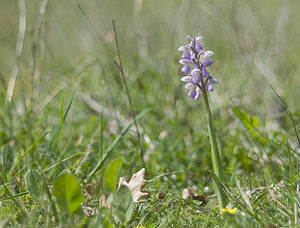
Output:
[
  {"xmin": 156, "ymin": 192, "xmax": 165, "ymax": 200},
  {"xmin": 181, "ymin": 187, "xmax": 206, "ymax": 205},
  {"xmin": 84, "ymin": 181, "xmax": 100, "ymax": 197},
  {"xmin": 99, "ymin": 193, "xmax": 111, "ymax": 208}
]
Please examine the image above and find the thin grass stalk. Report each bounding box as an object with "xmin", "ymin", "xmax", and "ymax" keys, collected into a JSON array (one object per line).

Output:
[
  {"xmin": 6, "ymin": 0, "xmax": 26, "ymax": 102},
  {"xmin": 287, "ymin": 142, "xmax": 296, "ymax": 226},
  {"xmin": 112, "ymin": 20, "xmax": 145, "ymax": 167}
]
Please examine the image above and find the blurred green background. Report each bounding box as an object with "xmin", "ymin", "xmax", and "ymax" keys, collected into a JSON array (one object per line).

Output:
[{"xmin": 1, "ymin": 0, "xmax": 300, "ymax": 108}]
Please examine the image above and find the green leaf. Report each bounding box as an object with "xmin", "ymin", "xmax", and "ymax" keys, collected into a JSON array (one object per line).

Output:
[
  {"xmin": 112, "ymin": 185, "xmax": 133, "ymax": 224},
  {"xmin": 52, "ymin": 172, "xmax": 85, "ymax": 215},
  {"xmin": 25, "ymin": 169, "xmax": 46, "ymax": 198},
  {"xmin": 103, "ymin": 157, "xmax": 123, "ymax": 193},
  {"xmin": 232, "ymin": 107, "xmax": 268, "ymax": 145},
  {"xmin": 209, "ymin": 171, "xmax": 228, "ymax": 213},
  {"xmin": 235, "ymin": 177, "xmax": 254, "ymax": 213},
  {"xmin": 89, "ymin": 207, "xmax": 114, "ymax": 228}
]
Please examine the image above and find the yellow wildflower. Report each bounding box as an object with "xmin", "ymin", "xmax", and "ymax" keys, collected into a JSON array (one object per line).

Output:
[{"xmin": 221, "ymin": 207, "xmax": 238, "ymax": 214}]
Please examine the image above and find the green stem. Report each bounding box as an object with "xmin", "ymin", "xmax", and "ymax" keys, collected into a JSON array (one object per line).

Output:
[{"xmin": 200, "ymin": 80, "xmax": 227, "ymax": 212}]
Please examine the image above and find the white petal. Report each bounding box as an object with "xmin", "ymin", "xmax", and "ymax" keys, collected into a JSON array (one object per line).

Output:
[
  {"xmin": 196, "ymin": 36, "xmax": 203, "ymax": 42},
  {"xmin": 203, "ymin": 50, "xmax": 214, "ymax": 58},
  {"xmin": 191, "ymin": 68, "xmax": 201, "ymax": 76},
  {"xmin": 194, "ymin": 90, "xmax": 200, "ymax": 100},
  {"xmin": 179, "ymin": 59, "xmax": 188, "ymax": 64},
  {"xmin": 184, "ymin": 83, "xmax": 194, "ymax": 89},
  {"xmin": 181, "ymin": 76, "xmax": 191, "ymax": 82},
  {"xmin": 210, "ymin": 78, "xmax": 219, "ymax": 84},
  {"xmin": 178, "ymin": 45, "xmax": 188, "ymax": 51}
]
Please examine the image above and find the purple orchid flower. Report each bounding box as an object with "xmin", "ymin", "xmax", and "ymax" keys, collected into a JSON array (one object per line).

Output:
[{"xmin": 178, "ymin": 36, "xmax": 218, "ymax": 100}]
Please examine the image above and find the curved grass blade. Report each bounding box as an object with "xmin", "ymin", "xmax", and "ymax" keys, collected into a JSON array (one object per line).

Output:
[{"xmin": 87, "ymin": 108, "xmax": 150, "ymax": 180}]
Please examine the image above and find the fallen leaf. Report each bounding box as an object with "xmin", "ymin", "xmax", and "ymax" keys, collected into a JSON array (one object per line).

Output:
[
  {"xmin": 84, "ymin": 181, "xmax": 100, "ymax": 197},
  {"xmin": 192, "ymin": 193, "xmax": 206, "ymax": 204},
  {"xmin": 181, "ymin": 188, "xmax": 190, "ymax": 200},
  {"xmin": 156, "ymin": 192, "xmax": 165, "ymax": 200},
  {"xmin": 99, "ymin": 193, "xmax": 111, "ymax": 208},
  {"xmin": 118, "ymin": 168, "xmax": 149, "ymax": 202},
  {"xmin": 181, "ymin": 187, "xmax": 206, "ymax": 205}
]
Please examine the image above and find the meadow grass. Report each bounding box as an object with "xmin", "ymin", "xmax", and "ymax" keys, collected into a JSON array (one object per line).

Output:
[{"xmin": 0, "ymin": 0, "xmax": 299, "ymax": 227}]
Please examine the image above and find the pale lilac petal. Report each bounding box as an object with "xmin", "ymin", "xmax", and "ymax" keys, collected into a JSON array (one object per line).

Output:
[
  {"xmin": 204, "ymin": 58, "xmax": 213, "ymax": 67},
  {"xmin": 210, "ymin": 77, "xmax": 219, "ymax": 84},
  {"xmin": 195, "ymin": 42, "xmax": 203, "ymax": 53},
  {"xmin": 179, "ymin": 59, "xmax": 189, "ymax": 64},
  {"xmin": 178, "ymin": 46, "xmax": 188, "ymax": 51},
  {"xmin": 181, "ymin": 64, "xmax": 191, "ymax": 74},
  {"xmin": 181, "ymin": 51, "xmax": 190, "ymax": 59},
  {"xmin": 206, "ymin": 83, "xmax": 214, "ymax": 92},
  {"xmin": 202, "ymin": 68, "xmax": 209, "ymax": 77},
  {"xmin": 191, "ymin": 68, "xmax": 201, "ymax": 76},
  {"xmin": 196, "ymin": 36, "xmax": 203, "ymax": 42},
  {"xmin": 192, "ymin": 75, "xmax": 201, "ymax": 84},
  {"xmin": 188, "ymin": 89, "xmax": 196, "ymax": 99},
  {"xmin": 185, "ymin": 83, "xmax": 194, "ymax": 90},
  {"xmin": 194, "ymin": 87, "xmax": 201, "ymax": 100},
  {"xmin": 203, "ymin": 50, "xmax": 214, "ymax": 58},
  {"xmin": 181, "ymin": 76, "xmax": 191, "ymax": 82}
]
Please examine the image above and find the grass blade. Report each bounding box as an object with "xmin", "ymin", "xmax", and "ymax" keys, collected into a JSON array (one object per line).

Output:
[{"xmin": 87, "ymin": 108, "xmax": 150, "ymax": 180}]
